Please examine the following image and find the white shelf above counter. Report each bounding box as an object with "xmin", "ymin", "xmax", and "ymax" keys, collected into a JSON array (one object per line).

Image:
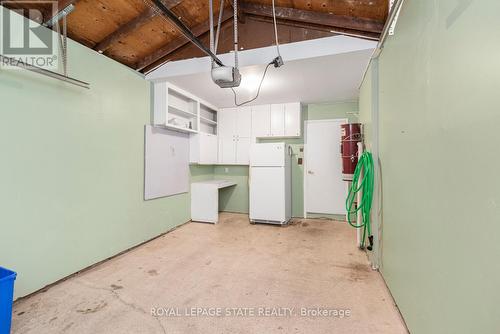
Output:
[
  {"xmin": 161, "ymin": 124, "xmax": 198, "ymax": 134},
  {"xmin": 153, "ymin": 81, "xmax": 219, "ymax": 136}
]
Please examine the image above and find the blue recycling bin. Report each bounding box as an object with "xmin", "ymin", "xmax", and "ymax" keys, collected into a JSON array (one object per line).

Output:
[{"xmin": 0, "ymin": 267, "xmax": 16, "ymax": 334}]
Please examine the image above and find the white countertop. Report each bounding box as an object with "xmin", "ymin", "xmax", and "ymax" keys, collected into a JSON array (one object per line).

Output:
[{"xmin": 192, "ymin": 179, "xmax": 237, "ymax": 189}]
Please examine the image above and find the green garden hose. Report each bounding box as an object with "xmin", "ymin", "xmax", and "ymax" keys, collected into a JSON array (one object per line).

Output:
[{"xmin": 346, "ymin": 151, "xmax": 374, "ymax": 250}]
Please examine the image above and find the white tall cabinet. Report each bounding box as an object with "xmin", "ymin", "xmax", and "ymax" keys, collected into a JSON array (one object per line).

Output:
[{"xmin": 218, "ymin": 107, "xmax": 252, "ymax": 165}]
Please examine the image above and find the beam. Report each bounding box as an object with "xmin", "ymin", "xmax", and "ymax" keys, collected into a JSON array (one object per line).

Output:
[
  {"xmin": 239, "ymin": 2, "xmax": 385, "ymax": 34},
  {"xmin": 248, "ymin": 14, "xmax": 379, "ymax": 40},
  {"xmin": 136, "ymin": 8, "xmax": 233, "ymax": 71},
  {"xmin": 94, "ymin": 0, "xmax": 182, "ymax": 53}
]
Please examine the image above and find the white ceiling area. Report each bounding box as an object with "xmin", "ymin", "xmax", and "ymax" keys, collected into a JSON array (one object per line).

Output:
[
  {"xmin": 147, "ymin": 36, "xmax": 376, "ymax": 108},
  {"xmin": 167, "ymin": 49, "xmax": 374, "ymax": 107}
]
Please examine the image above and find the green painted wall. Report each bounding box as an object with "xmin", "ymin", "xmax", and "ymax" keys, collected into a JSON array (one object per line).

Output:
[
  {"xmin": 218, "ymin": 102, "xmax": 358, "ymax": 218},
  {"xmin": 359, "ymin": 1, "xmax": 500, "ymax": 333},
  {"xmin": 213, "ymin": 166, "xmax": 249, "ymax": 213},
  {"xmin": 190, "ymin": 165, "xmax": 215, "ymax": 182},
  {"xmin": 0, "ymin": 8, "xmax": 213, "ymax": 298}
]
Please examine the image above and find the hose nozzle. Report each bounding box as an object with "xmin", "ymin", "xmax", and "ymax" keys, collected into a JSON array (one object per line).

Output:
[{"xmin": 367, "ymin": 235, "xmax": 374, "ymax": 251}]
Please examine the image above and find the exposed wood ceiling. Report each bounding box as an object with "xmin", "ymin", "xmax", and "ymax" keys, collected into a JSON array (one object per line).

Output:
[{"xmin": 4, "ymin": 0, "xmax": 388, "ymax": 73}]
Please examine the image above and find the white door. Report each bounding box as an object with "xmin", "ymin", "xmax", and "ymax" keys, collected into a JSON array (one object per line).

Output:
[
  {"xmin": 251, "ymin": 104, "xmax": 271, "ymax": 138},
  {"xmin": 270, "ymin": 104, "xmax": 285, "ymax": 137},
  {"xmin": 305, "ymin": 119, "xmax": 347, "ymax": 215}
]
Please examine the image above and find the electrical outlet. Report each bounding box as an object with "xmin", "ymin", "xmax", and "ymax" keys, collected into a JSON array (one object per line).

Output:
[
  {"xmin": 224, "ymin": 167, "xmax": 229, "ymax": 173},
  {"xmin": 298, "ymin": 158, "xmax": 303, "ymax": 165}
]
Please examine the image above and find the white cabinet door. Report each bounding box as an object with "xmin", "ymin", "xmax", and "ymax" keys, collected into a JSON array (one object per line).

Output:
[
  {"xmin": 190, "ymin": 133, "xmax": 218, "ymax": 164},
  {"xmin": 270, "ymin": 104, "xmax": 285, "ymax": 137},
  {"xmin": 236, "ymin": 106, "xmax": 252, "ymax": 138},
  {"xmin": 251, "ymin": 104, "xmax": 271, "ymax": 138},
  {"xmin": 218, "ymin": 108, "xmax": 237, "ymax": 138},
  {"xmin": 219, "ymin": 137, "xmax": 236, "ymax": 164},
  {"xmin": 199, "ymin": 133, "xmax": 218, "ymax": 164},
  {"xmin": 236, "ymin": 137, "xmax": 251, "ymax": 164},
  {"xmin": 284, "ymin": 102, "xmax": 301, "ymax": 137}
]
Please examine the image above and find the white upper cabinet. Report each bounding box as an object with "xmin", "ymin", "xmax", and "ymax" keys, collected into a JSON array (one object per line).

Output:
[
  {"xmin": 251, "ymin": 104, "xmax": 271, "ymax": 138},
  {"xmin": 189, "ymin": 101, "xmax": 219, "ymax": 165},
  {"xmin": 154, "ymin": 82, "xmax": 219, "ymax": 164},
  {"xmin": 190, "ymin": 133, "xmax": 218, "ymax": 164},
  {"xmin": 284, "ymin": 102, "xmax": 301, "ymax": 137},
  {"xmin": 270, "ymin": 104, "xmax": 285, "ymax": 137},
  {"xmin": 154, "ymin": 82, "xmax": 198, "ymax": 133},
  {"xmin": 251, "ymin": 102, "xmax": 301, "ymax": 138},
  {"xmin": 218, "ymin": 136, "xmax": 236, "ymax": 164}
]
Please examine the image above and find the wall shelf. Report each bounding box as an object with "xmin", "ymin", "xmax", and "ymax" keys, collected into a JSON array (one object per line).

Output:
[
  {"xmin": 162, "ymin": 124, "xmax": 198, "ymax": 134},
  {"xmin": 200, "ymin": 116, "xmax": 217, "ymax": 125},
  {"xmin": 199, "ymin": 102, "xmax": 218, "ymax": 135},
  {"xmin": 169, "ymin": 105, "xmax": 197, "ymax": 118}
]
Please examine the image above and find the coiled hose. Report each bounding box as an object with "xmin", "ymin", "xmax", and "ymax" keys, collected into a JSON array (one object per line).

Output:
[{"xmin": 346, "ymin": 151, "xmax": 374, "ymax": 250}]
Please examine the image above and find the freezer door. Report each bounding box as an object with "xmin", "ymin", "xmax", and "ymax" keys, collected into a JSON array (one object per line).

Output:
[
  {"xmin": 249, "ymin": 167, "xmax": 286, "ymax": 222},
  {"xmin": 250, "ymin": 143, "xmax": 286, "ymax": 167}
]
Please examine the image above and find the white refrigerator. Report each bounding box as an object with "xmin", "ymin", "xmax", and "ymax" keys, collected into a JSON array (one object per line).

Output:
[{"xmin": 249, "ymin": 143, "xmax": 292, "ymax": 225}]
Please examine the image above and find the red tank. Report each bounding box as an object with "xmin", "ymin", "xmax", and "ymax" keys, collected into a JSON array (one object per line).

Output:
[{"xmin": 341, "ymin": 123, "xmax": 363, "ymax": 181}]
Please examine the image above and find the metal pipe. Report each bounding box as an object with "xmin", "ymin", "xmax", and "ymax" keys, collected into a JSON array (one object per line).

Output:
[
  {"xmin": 358, "ymin": 0, "xmax": 405, "ymax": 88},
  {"xmin": 214, "ymin": 0, "xmax": 224, "ymax": 53},
  {"xmin": 149, "ymin": 0, "xmax": 224, "ymax": 67},
  {"xmin": 209, "ymin": 0, "xmax": 214, "ymax": 53},
  {"xmin": 233, "ymin": 0, "xmax": 239, "ymax": 69},
  {"xmin": 0, "ymin": 55, "xmax": 90, "ymax": 89}
]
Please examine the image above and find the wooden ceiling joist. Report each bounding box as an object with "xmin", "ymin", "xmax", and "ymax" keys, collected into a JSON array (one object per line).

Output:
[
  {"xmin": 239, "ymin": 2, "xmax": 385, "ymax": 34},
  {"xmin": 136, "ymin": 7, "xmax": 233, "ymax": 71},
  {"xmin": 247, "ymin": 14, "xmax": 380, "ymax": 41},
  {"xmin": 94, "ymin": 0, "xmax": 183, "ymax": 53},
  {"xmin": 2, "ymin": 0, "xmax": 388, "ymax": 72}
]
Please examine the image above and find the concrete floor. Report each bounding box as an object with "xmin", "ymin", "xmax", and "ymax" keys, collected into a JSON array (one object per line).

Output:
[{"xmin": 12, "ymin": 213, "xmax": 407, "ymax": 334}]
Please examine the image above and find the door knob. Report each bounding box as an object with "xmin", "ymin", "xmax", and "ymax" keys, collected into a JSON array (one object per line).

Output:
[{"xmin": 307, "ymin": 170, "xmax": 314, "ymax": 175}]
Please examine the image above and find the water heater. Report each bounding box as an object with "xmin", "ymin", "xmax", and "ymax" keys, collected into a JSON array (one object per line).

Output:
[{"xmin": 341, "ymin": 123, "xmax": 363, "ymax": 181}]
